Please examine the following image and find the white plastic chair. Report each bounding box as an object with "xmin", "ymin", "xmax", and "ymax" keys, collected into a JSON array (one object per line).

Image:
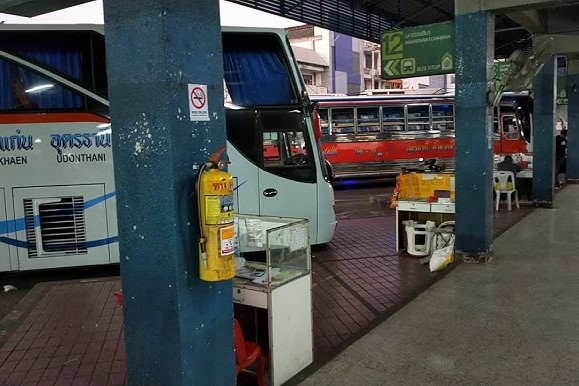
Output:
[{"xmin": 493, "ymin": 171, "xmax": 519, "ymax": 211}]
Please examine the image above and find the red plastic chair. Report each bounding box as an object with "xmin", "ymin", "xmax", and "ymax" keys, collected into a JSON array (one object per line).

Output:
[
  {"xmin": 113, "ymin": 291, "xmax": 124, "ymax": 309},
  {"xmin": 234, "ymin": 318, "xmax": 265, "ymax": 386}
]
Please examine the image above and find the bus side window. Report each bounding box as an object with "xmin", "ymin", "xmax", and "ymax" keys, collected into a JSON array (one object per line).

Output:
[
  {"xmin": 226, "ymin": 109, "xmax": 261, "ymax": 165},
  {"xmin": 263, "ymin": 132, "xmax": 281, "ymax": 163},
  {"xmin": 262, "ymin": 131, "xmax": 308, "ymax": 166},
  {"xmin": 331, "ymin": 108, "xmax": 355, "ymax": 134},
  {"xmin": 255, "ymin": 110, "xmax": 316, "ymax": 183},
  {"xmin": 502, "ymin": 115, "xmax": 520, "ymax": 140},
  {"xmin": 431, "ymin": 104, "xmax": 454, "ymax": 130},
  {"xmin": 356, "ymin": 107, "xmax": 380, "ymax": 133},
  {"xmin": 407, "ymin": 105, "xmax": 430, "ymax": 131},
  {"xmin": 0, "ymin": 58, "xmax": 83, "ymax": 111},
  {"xmin": 382, "ymin": 106, "xmax": 404, "ymax": 131},
  {"xmin": 318, "ymin": 108, "xmax": 330, "ymax": 135},
  {"xmin": 493, "ymin": 117, "xmax": 500, "ymax": 141}
]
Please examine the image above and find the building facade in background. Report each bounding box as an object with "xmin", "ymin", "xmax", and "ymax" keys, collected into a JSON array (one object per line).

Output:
[{"xmin": 287, "ymin": 24, "xmax": 455, "ymax": 95}]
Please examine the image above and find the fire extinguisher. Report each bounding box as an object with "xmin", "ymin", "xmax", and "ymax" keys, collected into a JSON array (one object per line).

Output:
[{"xmin": 196, "ymin": 146, "xmax": 236, "ymax": 282}]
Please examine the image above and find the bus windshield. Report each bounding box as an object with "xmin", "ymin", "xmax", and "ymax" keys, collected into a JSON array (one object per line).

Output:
[{"xmin": 223, "ymin": 33, "xmax": 298, "ymax": 107}]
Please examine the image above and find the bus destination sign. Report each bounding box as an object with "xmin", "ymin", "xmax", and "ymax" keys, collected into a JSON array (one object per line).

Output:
[{"xmin": 380, "ymin": 21, "xmax": 455, "ymax": 80}]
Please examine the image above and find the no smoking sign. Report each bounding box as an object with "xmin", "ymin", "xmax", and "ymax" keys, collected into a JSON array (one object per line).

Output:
[{"xmin": 188, "ymin": 83, "xmax": 210, "ymax": 121}]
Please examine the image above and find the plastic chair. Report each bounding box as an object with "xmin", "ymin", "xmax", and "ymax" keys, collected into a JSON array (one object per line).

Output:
[
  {"xmin": 113, "ymin": 291, "xmax": 123, "ymax": 309},
  {"xmin": 493, "ymin": 171, "xmax": 519, "ymax": 211},
  {"xmin": 234, "ymin": 318, "xmax": 265, "ymax": 386}
]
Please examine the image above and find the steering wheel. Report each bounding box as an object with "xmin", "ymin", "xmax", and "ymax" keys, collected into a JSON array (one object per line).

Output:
[{"xmin": 285, "ymin": 153, "xmax": 308, "ymax": 166}]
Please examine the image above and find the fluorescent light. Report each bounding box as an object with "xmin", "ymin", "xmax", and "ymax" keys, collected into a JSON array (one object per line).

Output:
[
  {"xmin": 25, "ymin": 84, "xmax": 54, "ymax": 93},
  {"xmin": 224, "ymin": 102, "xmax": 244, "ymax": 110}
]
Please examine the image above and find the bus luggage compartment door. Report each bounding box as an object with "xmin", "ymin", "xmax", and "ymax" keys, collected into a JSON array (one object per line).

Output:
[
  {"xmin": 0, "ymin": 188, "xmax": 11, "ymax": 272},
  {"xmin": 13, "ymin": 184, "xmax": 113, "ymax": 271}
]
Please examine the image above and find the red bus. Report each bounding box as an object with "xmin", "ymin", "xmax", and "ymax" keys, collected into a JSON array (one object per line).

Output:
[{"xmin": 312, "ymin": 92, "xmax": 530, "ymax": 180}]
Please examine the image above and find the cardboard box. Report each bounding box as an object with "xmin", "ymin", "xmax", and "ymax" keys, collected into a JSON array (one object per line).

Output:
[{"xmin": 396, "ymin": 172, "xmax": 455, "ymax": 200}]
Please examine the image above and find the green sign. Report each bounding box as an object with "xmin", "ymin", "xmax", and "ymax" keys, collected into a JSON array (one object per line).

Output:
[
  {"xmin": 490, "ymin": 61, "xmax": 519, "ymax": 105},
  {"xmin": 380, "ymin": 21, "xmax": 455, "ymax": 80},
  {"xmin": 557, "ymin": 75, "xmax": 568, "ymax": 105},
  {"xmin": 493, "ymin": 61, "xmax": 517, "ymax": 89}
]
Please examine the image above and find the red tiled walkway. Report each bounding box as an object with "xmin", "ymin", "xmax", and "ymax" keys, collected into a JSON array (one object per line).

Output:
[
  {"xmin": 0, "ymin": 280, "xmax": 124, "ymax": 386},
  {"xmin": 0, "ymin": 207, "xmax": 535, "ymax": 385},
  {"xmin": 311, "ymin": 206, "xmax": 535, "ymax": 358}
]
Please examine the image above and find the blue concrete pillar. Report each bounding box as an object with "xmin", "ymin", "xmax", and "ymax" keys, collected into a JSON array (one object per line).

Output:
[
  {"xmin": 532, "ymin": 56, "xmax": 557, "ymax": 206},
  {"xmin": 454, "ymin": 11, "xmax": 494, "ymax": 261},
  {"xmin": 103, "ymin": 1, "xmax": 234, "ymax": 385},
  {"xmin": 567, "ymin": 73, "xmax": 579, "ymax": 181}
]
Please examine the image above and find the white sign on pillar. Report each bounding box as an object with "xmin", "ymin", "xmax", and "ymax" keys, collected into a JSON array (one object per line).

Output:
[{"xmin": 188, "ymin": 84, "xmax": 210, "ymax": 121}]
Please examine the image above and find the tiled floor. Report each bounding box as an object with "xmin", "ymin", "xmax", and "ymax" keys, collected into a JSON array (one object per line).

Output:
[
  {"xmin": 301, "ymin": 186, "xmax": 579, "ymax": 385},
  {"xmin": 311, "ymin": 217, "xmax": 437, "ymax": 358},
  {"xmin": 0, "ymin": 280, "xmax": 125, "ymax": 386},
  {"xmin": 310, "ymin": 206, "xmax": 535, "ymax": 358},
  {"xmin": 0, "ymin": 207, "xmax": 535, "ymax": 385}
]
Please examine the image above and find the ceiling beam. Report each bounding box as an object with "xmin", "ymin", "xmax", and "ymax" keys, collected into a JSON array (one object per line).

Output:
[
  {"xmin": 456, "ymin": 0, "xmax": 559, "ymax": 15},
  {"xmin": 0, "ymin": 0, "xmax": 92, "ymax": 17},
  {"xmin": 567, "ymin": 58, "xmax": 579, "ymax": 74},
  {"xmin": 412, "ymin": 0, "xmax": 454, "ymax": 19},
  {"xmin": 505, "ymin": 10, "xmax": 546, "ymax": 34},
  {"xmin": 482, "ymin": 0, "xmax": 557, "ymax": 11},
  {"xmin": 535, "ymin": 33, "xmax": 579, "ymax": 56},
  {"xmin": 546, "ymin": 7, "xmax": 579, "ymax": 34}
]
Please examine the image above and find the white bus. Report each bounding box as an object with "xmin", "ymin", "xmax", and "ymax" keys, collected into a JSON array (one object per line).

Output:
[{"xmin": 0, "ymin": 24, "xmax": 336, "ymax": 272}]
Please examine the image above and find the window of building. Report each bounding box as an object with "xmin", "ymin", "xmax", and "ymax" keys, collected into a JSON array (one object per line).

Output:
[{"xmin": 365, "ymin": 53, "xmax": 372, "ymax": 68}]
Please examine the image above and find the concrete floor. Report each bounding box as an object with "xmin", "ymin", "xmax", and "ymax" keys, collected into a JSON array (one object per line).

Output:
[{"xmin": 300, "ymin": 185, "xmax": 579, "ymax": 385}]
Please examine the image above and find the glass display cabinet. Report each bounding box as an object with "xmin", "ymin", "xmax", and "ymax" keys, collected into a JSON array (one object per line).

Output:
[{"xmin": 233, "ymin": 214, "xmax": 313, "ymax": 386}]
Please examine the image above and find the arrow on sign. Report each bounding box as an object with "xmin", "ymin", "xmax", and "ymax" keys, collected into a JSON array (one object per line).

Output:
[{"xmin": 383, "ymin": 59, "xmax": 400, "ymax": 76}]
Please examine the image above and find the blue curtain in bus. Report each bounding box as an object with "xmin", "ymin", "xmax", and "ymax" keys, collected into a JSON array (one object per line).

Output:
[
  {"xmin": 223, "ymin": 49, "xmax": 293, "ymax": 106},
  {"xmin": 19, "ymin": 49, "xmax": 82, "ymax": 109},
  {"xmin": 21, "ymin": 49, "xmax": 82, "ymax": 81},
  {"xmin": 0, "ymin": 49, "xmax": 82, "ymax": 110},
  {"xmin": 0, "ymin": 59, "xmax": 14, "ymax": 109}
]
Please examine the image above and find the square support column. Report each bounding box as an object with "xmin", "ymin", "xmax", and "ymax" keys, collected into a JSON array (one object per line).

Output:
[
  {"xmin": 566, "ymin": 73, "xmax": 579, "ymax": 181},
  {"xmin": 454, "ymin": 11, "xmax": 494, "ymax": 262},
  {"xmin": 103, "ymin": 1, "xmax": 235, "ymax": 384},
  {"xmin": 532, "ymin": 56, "xmax": 557, "ymax": 206}
]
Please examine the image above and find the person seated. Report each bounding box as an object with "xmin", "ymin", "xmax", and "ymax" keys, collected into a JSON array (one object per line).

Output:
[{"xmin": 497, "ymin": 154, "xmax": 522, "ymax": 174}]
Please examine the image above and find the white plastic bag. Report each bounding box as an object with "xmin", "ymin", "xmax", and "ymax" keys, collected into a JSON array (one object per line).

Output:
[
  {"xmin": 3, "ymin": 284, "xmax": 17, "ymax": 292},
  {"xmin": 429, "ymin": 245, "xmax": 454, "ymax": 272},
  {"xmin": 430, "ymin": 221, "xmax": 455, "ymax": 252}
]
